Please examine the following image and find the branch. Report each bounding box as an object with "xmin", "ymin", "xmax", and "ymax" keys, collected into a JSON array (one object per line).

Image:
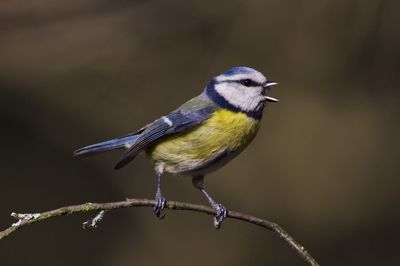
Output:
[{"xmin": 0, "ymin": 198, "xmax": 319, "ymax": 266}]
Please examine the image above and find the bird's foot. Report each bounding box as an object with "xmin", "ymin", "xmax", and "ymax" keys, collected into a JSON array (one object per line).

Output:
[
  {"xmin": 153, "ymin": 194, "xmax": 166, "ymax": 219},
  {"xmin": 212, "ymin": 203, "xmax": 227, "ymax": 229}
]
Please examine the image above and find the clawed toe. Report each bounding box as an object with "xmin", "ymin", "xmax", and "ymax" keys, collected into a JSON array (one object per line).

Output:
[
  {"xmin": 153, "ymin": 196, "xmax": 166, "ymax": 219},
  {"xmin": 213, "ymin": 203, "xmax": 227, "ymax": 229}
]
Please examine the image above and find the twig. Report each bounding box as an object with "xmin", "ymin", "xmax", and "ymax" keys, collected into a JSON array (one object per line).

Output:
[
  {"xmin": 82, "ymin": 210, "xmax": 107, "ymax": 228},
  {"xmin": 0, "ymin": 198, "xmax": 319, "ymax": 266}
]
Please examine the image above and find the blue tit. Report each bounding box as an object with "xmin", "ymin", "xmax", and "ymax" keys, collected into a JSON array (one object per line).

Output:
[{"xmin": 74, "ymin": 66, "xmax": 278, "ymax": 228}]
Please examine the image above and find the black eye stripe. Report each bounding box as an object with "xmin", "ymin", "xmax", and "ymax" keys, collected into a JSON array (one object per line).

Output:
[
  {"xmin": 220, "ymin": 79, "xmax": 261, "ymax": 87},
  {"xmin": 240, "ymin": 79, "xmax": 260, "ymax": 87}
]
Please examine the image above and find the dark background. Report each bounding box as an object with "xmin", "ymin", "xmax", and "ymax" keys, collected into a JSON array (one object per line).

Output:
[{"xmin": 1, "ymin": 0, "xmax": 399, "ymax": 265}]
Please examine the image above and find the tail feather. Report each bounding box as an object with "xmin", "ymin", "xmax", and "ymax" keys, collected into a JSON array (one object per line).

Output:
[{"xmin": 73, "ymin": 134, "xmax": 139, "ymax": 156}]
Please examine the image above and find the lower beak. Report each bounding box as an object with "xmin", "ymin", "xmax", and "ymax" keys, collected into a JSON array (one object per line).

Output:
[
  {"xmin": 263, "ymin": 81, "xmax": 279, "ymax": 102},
  {"xmin": 264, "ymin": 95, "xmax": 279, "ymax": 102}
]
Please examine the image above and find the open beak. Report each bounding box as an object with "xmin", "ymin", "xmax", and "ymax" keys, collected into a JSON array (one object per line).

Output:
[{"xmin": 262, "ymin": 81, "xmax": 279, "ymax": 102}]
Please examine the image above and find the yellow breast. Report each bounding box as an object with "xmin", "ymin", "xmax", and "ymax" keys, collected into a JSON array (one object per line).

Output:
[{"xmin": 147, "ymin": 109, "xmax": 260, "ymax": 174}]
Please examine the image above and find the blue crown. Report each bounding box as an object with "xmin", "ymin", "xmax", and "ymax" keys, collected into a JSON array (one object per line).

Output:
[{"xmin": 221, "ymin": 66, "xmax": 257, "ymax": 77}]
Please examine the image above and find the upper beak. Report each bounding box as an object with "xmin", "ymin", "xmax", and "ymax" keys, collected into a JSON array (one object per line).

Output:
[
  {"xmin": 263, "ymin": 81, "xmax": 278, "ymax": 88},
  {"xmin": 262, "ymin": 81, "xmax": 279, "ymax": 102}
]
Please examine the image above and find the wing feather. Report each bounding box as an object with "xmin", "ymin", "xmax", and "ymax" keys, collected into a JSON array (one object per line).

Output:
[{"xmin": 114, "ymin": 105, "xmax": 215, "ymax": 169}]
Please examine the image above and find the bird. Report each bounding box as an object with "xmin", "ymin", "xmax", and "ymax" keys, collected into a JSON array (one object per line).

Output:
[{"xmin": 73, "ymin": 66, "xmax": 278, "ymax": 228}]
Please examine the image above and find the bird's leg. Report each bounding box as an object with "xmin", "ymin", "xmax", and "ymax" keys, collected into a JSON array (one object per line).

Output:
[
  {"xmin": 153, "ymin": 169, "xmax": 166, "ymax": 219},
  {"xmin": 192, "ymin": 175, "xmax": 227, "ymax": 229}
]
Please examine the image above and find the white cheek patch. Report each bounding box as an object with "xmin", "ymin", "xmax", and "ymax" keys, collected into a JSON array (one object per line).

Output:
[{"xmin": 215, "ymin": 83, "xmax": 265, "ymax": 112}]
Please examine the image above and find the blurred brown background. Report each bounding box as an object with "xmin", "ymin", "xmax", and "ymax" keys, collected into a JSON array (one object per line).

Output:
[{"xmin": 1, "ymin": 0, "xmax": 399, "ymax": 265}]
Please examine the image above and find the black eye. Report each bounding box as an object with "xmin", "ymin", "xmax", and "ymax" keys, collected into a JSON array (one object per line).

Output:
[{"xmin": 241, "ymin": 79, "xmax": 252, "ymax": 87}]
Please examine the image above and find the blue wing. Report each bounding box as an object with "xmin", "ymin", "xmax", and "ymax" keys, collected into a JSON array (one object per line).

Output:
[{"xmin": 114, "ymin": 106, "xmax": 215, "ymax": 169}]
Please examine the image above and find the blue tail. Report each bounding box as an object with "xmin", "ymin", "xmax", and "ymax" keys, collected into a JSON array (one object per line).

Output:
[{"xmin": 73, "ymin": 134, "xmax": 139, "ymax": 156}]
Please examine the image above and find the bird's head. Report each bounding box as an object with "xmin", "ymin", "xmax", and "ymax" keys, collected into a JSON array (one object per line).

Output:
[{"xmin": 205, "ymin": 66, "xmax": 278, "ymax": 119}]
